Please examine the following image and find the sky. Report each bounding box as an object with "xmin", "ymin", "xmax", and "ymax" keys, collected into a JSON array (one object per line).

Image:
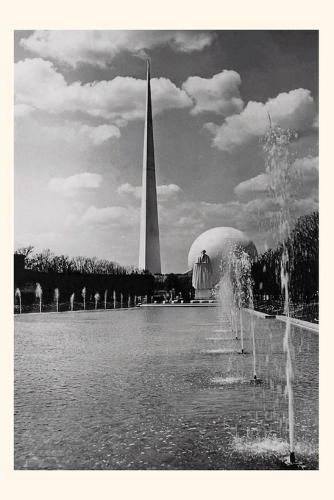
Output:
[{"xmin": 14, "ymin": 30, "xmax": 318, "ymax": 273}]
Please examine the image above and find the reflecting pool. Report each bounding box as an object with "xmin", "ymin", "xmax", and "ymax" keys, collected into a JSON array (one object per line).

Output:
[{"xmin": 14, "ymin": 308, "xmax": 318, "ymax": 469}]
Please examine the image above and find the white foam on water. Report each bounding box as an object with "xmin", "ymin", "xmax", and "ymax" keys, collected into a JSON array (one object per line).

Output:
[
  {"xmin": 232, "ymin": 437, "xmax": 318, "ymax": 457},
  {"xmin": 213, "ymin": 329, "xmax": 230, "ymax": 333},
  {"xmin": 203, "ymin": 349, "xmax": 236, "ymax": 354},
  {"xmin": 211, "ymin": 376, "xmax": 247, "ymax": 385}
]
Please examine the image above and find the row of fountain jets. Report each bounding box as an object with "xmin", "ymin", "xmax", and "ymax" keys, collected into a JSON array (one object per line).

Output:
[
  {"xmin": 14, "ymin": 285, "xmax": 145, "ymax": 314},
  {"xmin": 14, "ymin": 126, "xmax": 299, "ymax": 465}
]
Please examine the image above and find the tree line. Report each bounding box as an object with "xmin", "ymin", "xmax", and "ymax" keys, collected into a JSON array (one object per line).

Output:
[
  {"xmin": 14, "ymin": 246, "xmax": 141, "ymax": 276},
  {"xmin": 252, "ymin": 211, "xmax": 319, "ymax": 303},
  {"xmin": 14, "ymin": 211, "xmax": 318, "ymax": 311}
]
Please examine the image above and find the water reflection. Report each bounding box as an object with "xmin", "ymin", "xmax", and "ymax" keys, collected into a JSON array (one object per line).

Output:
[{"xmin": 14, "ymin": 308, "xmax": 318, "ymax": 470}]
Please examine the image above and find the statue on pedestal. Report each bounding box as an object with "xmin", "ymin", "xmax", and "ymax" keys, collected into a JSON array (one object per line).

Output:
[{"xmin": 192, "ymin": 250, "xmax": 213, "ymax": 300}]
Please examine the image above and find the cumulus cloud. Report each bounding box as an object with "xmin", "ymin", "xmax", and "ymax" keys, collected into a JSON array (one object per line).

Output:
[
  {"xmin": 117, "ymin": 182, "xmax": 183, "ymax": 202},
  {"xmin": 47, "ymin": 172, "xmax": 102, "ymax": 197},
  {"xmin": 20, "ymin": 30, "xmax": 215, "ymax": 67},
  {"xmin": 117, "ymin": 183, "xmax": 142, "ymax": 199},
  {"xmin": 160, "ymin": 186, "xmax": 316, "ymax": 267},
  {"xmin": 292, "ymin": 156, "xmax": 319, "ymax": 199},
  {"xmin": 15, "ymin": 58, "xmax": 192, "ymax": 122},
  {"xmin": 234, "ymin": 173, "xmax": 269, "ymax": 199},
  {"xmin": 195, "ymin": 198, "xmax": 279, "ymax": 232},
  {"xmin": 157, "ymin": 184, "xmax": 183, "ymax": 201},
  {"xmin": 182, "ymin": 70, "xmax": 244, "ymax": 116},
  {"xmin": 80, "ymin": 124, "xmax": 120, "ymax": 144},
  {"xmin": 206, "ymin": 88, "xmax": 316, "ymax": 152},
  {"xmin": 59, "ymin": 122, "xmax": 120, "ymax": 144},
  {"xmin": 293, "ymin": 155, "xmax": 318, "ymax": 175},
  {"xmin": 16, "ymin": 116, "xmax": 120, "ymax": 148},
  {"xmin": 234, "ymin": 156, "xmax": 318, "ymax": 201},
  {"xmin": 162, "ymin": 192, "xmax": 316, "ymax": 248},
  {"xmin": 79, "ymin": 205, "xmax": 138, "ymax": 226},
  {"xmin": 158, "ymin": 198, "xmax": 264, "ymax": 240}
]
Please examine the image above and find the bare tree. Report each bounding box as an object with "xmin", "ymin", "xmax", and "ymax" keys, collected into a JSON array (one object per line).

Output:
[
  {"xmin": 15, "ymin": 246, "xmax": 34, "ymax": 258},
  {"xmin": 26, "ymin": 248, "xmax": 55, "ymax": 272},
  {"xmin": 51, "ymin": 254, "xmax": 74, "ymax": 273},
  {"xmin": 15, "ymin": 247, "xmax": 134, "ymax": 277},
  {"xmin": 71, "ymin": 256, "xmax": 87, "ymax": 273}
]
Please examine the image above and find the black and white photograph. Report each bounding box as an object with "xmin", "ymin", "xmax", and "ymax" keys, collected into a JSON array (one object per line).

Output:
[{"xmin": 13, "ymin": 29, "xmax": 319, "ymax": 471}]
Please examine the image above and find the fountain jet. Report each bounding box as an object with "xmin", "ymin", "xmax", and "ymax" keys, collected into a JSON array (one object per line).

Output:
[
  {"xmin": 94, "ymin": 292, "xmax": 100, "ymax": 310},
  {"xmin": 35, "ymin": 283, "xmax": 42, "ymax": 313},
  {"xmin": 239, "ymin": 251, "xmax": 259, "ymax": 377},
  {"xmin": 229, "ymin": 250, "xmax": 247, "ymax": 354},
  {"xmin": 54, "ymin": 288, "xmax": 59, "ymax": 312},
  {"xmin": 82, "ymin": 287, "xmax": 86, "ymax": 310},
  {"xmin": 15, "ymin": 288, "xmax": 22, "ymax": 314},
  {"xmin": 263, "ymin": 125, "xmax": 298, "ymax": 463},
  {"xmin": 70, "ymin": 293, "xmax": 75, "ymax": 311}
]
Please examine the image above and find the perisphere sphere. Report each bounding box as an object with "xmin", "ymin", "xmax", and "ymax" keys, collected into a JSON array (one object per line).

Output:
[{"xmin": 187, "ymin": 227, "xmax": 257, "ymax": 285}]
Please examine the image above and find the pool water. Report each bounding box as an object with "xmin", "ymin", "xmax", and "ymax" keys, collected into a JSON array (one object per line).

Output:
[{"xmin": 14, "ymin": 307, "xmax": 318, "ymax": 469}]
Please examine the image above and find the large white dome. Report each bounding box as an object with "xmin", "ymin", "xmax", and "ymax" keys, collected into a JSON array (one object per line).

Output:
[{"xmin": 188, "ymin": 227, "xmax": 257, "ymax": 284}]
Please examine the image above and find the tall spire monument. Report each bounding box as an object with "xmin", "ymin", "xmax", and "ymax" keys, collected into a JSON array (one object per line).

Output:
[{"xmin": 138, "ymin": 60, "xmax": 161, "ymax": 274}]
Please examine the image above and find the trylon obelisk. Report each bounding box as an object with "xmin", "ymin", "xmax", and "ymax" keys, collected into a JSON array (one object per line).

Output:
[{"xmin": 139, "ymin": 60, "xmax": 161, "ymax": 274}]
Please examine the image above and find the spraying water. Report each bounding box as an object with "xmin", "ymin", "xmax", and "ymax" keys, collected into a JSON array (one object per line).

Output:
[
  {"xmin": 238, "ymin": 251, "xmax": 258, "ymax": 378},
  {"xmin": 113, "ymin": 290, "xmax": 116, "ymax": 309},
  {"xmin": 15, "ymin": 288, "xmax": 22, "ymax": 314},
  {"xmin": 228, "ymin": 247, "xmax": 257, "ymax": 360},
  {"xmin": 217, "ymin": 274, "xmax": 235, "ymax": 339},
  {"xmin": 128, "ymin": 295, "xmax": 131, "ymax": 308},
  {"xmin": 82, "ymin": 287, "xmax": 86, "ymax": 310},
  {"xmin": 231, "ymin": 306, "xmax": 238, "ymax": 339},
  {"xmin": 94, "ymin": 292, "xmax": 100, "ymax": 310},
  {"xmin": 239, "ymin": 305, "xmax": 244, "ymax": 353},
  {"xmin": 70, "ymin": 293, "xmax": 75, "ymax": 311},
  {"xmin": 35, "ymin": 283, "xmax": 42, "ymax": 313},
  {"xmin": 263, "ymin": 124, "xmax": 297, "ymax": 464},
  {"xmin": 120, "ymin": 293, "xmax": 123, "ymax": 308},
  {"xmin": 54, "ymin": 288, "xmax": 59, "ymax": 313},
  {"xmin": 229, "ymin": 251, "xmax": 245, "ymax": 353},
  {"xmin": 104, "ymin": 289, "xmax": 108, "ymax": 310},
  {"xmin": 248, "ymin": 277, "xmax": 257, "ymax": 380}
]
